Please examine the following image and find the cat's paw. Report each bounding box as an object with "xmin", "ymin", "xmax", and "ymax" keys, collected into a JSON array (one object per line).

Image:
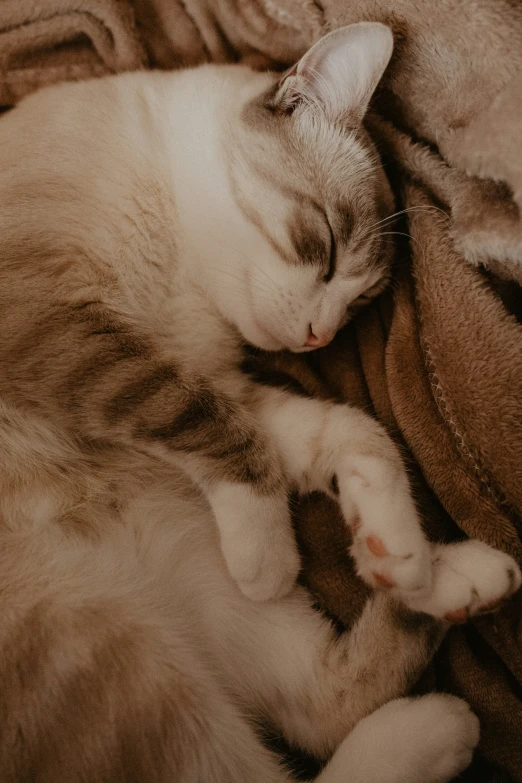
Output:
[
  {"xmin": 403, "ymin": 539, "xmax": 521, "ymax": 621},
  {"xmin": 209, "ymin": 484, "xmax": 300, "ymax": 601},
  {"xmin": 356, "ymin": 694, "xmax": 479, "ymax": 783},
  {"xmin": 337, "ymin": 456, "xmax": 431, "ymax": 599},
  {"xmin": 228, "ymin": 524, "xmax": 300, "ymax": 602},
  {"xmin": 350, "ymin": 527, "xmax": 430, "ymax": 597}
]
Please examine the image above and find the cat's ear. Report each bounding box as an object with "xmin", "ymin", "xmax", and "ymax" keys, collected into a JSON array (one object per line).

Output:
[{"xmin": 271, "ymin": 22, "xmax": 393, "ymax": 124}]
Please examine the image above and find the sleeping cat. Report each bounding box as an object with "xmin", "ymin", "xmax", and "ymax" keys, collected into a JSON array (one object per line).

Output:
[{"xmin": 0, "ymin": 20, "xmax": 519, "ymax": 782}]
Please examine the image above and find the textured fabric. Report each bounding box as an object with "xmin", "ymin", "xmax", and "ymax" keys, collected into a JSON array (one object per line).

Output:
[
  {"xmin": 0, "ymin": 0, "xmax": 521, "ymax": 778},
  {"xmin": 0, "ymin": 0, "xmax": 146, "ymax": 105}
]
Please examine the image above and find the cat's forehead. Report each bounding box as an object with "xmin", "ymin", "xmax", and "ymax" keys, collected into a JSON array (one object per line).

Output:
[
  {"xmin": 228, "ymin": 88, "xmax": 392, "ymax": 274},
  {"xmin": 241, "ymin": 91, "xmax": 374, "ymax": 197}
]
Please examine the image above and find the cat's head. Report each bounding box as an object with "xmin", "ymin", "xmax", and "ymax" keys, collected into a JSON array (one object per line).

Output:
[{"xmin": 181, "ymin": 23, "xmax": 395, "ymax": 352}]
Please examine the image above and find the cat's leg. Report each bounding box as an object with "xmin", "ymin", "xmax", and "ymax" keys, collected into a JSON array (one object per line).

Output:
[
  {"xmin": 316, "ymin": 694, "xmax": 479, "ymax": 783},
  {"xmin": 1, "ymin": 287, "xmax": 300, "ymax": 601},
  {"xmin": 221, "ymin": 566, "xmax": 503, "ymax": 772},
  {"xmin": 219, "ymin": 542, "xmax": 516, "ymax": 764},
  {"xmin": 119, "ymin": 373, "xmax": 299, "ymax": 601},
  {"xmin": 308, "ymin": 542, "xmax": 517, "ymax": 780},
  {"xmin": 201, "ymin": 476, "xmax": 299, "ymax": 602},
  {"xmin": 219, "ymin": 587, "xmax": 445, "ymax": 759},
  {"xmin": 252, "ymin": 386, "xmax": 521, "ymax": 604},
  {"xmin": 17, "ymin": 293, "xmax": 300, "ymax": 601},
  {"xmin": 252, "ymin": 385, "xmax": 430, "ymax": 597}
]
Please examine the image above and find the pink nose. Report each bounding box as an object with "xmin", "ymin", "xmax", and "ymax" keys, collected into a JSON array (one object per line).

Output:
[{"xmin": 305, "ymin": 325, "xmax": 333, "ymax": 348}]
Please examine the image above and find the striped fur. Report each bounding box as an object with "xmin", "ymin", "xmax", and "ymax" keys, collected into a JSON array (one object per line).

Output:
[{"xmin": 0, "ymin": 24, "xmax": 517, "ymax": 783}]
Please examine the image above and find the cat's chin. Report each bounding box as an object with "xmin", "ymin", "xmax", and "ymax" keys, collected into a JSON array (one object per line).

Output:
[
  {"xmin": 243, "ymin": 318, "xmax": 287, "ymax": 352},
  {"xmin": 248, "ymin": 335, "xmax": 287, "ymax": 352},
  {"xmin": 251, "ymin": 341, "xmax": 319, "ymax": 354},
  {"xmin": 290, "ymin": 345, "xmax": 323, "ymax": 354}
]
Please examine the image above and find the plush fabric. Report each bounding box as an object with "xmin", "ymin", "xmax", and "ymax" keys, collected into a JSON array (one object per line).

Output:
[
  {"xmin": 0, "ymin": 0, "xmax": 146, "ymax": 105},
  {"xmin": 1, "ymin": 0, "xmax": 521, "ymax": 778}
]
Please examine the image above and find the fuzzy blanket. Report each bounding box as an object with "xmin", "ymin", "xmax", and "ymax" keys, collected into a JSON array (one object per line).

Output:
[{"xmin": 1, "ymin": 0, "xmax": 522, "ymax": 779}]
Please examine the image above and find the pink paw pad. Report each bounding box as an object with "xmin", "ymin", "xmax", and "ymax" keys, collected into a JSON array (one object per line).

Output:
[
  {"xmin": 366, "ymin": 534, "xmax": 389, "ymax": 558},
  {"xmin": 373, "ymin": 571, "xmax": 396, "ymax": 589}
]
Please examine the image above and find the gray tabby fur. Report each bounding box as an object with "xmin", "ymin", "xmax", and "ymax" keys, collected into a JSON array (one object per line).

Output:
[{"xmin": 0, "ymin": 23, "xmax": 519, "ymax": 783}]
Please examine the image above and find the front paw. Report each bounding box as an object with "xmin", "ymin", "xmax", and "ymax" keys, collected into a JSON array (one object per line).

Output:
[
  {"xmin": 350, "ymin": 528, "xmax": 431, "ymax": 598},
  {"xmin": 404, "ymin": 539, "xmax": 521, "ymax": 621},
  {"xmin": 209, "ymin": 484, "xmax": 300, "ymax": 601},
  {"xmin": 336, "ymin": 455, "xmax": 431, "ymax": 599}
]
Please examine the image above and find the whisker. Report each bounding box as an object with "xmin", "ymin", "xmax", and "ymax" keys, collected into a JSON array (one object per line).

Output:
[{"xmin": 366, "ymin": 205, "xmax": 450, "ymax": 232}]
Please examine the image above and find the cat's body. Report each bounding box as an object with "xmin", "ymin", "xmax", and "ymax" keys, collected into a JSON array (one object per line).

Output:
[{"xmin": 0, "ymin": 23, "xmax": 519, "ymax": 782}]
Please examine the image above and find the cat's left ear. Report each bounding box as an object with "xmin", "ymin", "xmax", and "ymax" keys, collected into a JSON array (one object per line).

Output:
[{"xmin": 271, "ymin": 22, "xmax": 393, "ymax": 124}]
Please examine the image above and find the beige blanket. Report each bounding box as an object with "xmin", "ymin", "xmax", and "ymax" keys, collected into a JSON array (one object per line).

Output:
[{"xmin": 1, "ymin": 0, "xmax": 521, "ymax": 779}]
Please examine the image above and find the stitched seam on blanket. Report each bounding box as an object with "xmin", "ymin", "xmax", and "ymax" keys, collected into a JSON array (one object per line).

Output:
[{"xmin": 420, "ymin": 333, "xmax": 510, "ymax": 509}]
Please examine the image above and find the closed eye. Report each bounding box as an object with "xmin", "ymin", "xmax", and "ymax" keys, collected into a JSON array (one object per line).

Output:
[{"xmin": 323, "ymin": 222, "xmax": 336, "ymax": 283}]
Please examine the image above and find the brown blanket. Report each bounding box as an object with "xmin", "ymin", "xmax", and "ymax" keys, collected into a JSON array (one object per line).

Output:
[{"xmin": 1, "ymin": 0, "xmax": 521, "ymax": 779}]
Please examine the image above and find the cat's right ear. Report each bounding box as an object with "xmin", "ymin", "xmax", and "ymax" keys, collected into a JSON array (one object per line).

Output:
[{"xmin": 269, "ymin": 22, "xmax": 393, "ymax": 125}]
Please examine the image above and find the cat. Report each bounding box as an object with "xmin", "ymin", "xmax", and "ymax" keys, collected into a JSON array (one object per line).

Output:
[{"xmin": 0, "ymin": 20, "xmax": 519, "ymax": 783}]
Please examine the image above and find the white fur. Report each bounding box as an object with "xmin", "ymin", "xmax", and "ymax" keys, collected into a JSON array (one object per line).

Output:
[
  {"xmin": 0, "ymin": 23, "xmax": 520, "ymax": 781},
  {"xmin": 321, "ymin": 695, "xmax": 480, "ymax": 783},
  {"xmin": 206, "ymin": 481, "xmax": 300, "ymax": 600}
]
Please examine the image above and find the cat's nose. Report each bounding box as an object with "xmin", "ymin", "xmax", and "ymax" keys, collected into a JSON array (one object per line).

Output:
[{"xmin": 305, "ymin": 325, "xmax": 333, "ymax": 348}]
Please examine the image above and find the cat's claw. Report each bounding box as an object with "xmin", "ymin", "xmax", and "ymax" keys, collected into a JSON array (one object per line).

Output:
[{"xmin": 403, "ymin": 539, "xmax": 521, "ymax": 620}]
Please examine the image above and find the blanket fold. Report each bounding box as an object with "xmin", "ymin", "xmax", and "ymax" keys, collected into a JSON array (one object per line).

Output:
[
  {"xmin": 1, "ymin": 0, "xmax": 521, "ymax": 779},
  {"xmin": 0, "ymin": 0, "xmax": 146, "ymax": 105}
]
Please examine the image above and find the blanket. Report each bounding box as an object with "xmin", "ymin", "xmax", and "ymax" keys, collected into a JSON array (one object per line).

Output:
[{"xmin": 1, "ymin": 0, "xmax": 521, "ymax": 779}]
